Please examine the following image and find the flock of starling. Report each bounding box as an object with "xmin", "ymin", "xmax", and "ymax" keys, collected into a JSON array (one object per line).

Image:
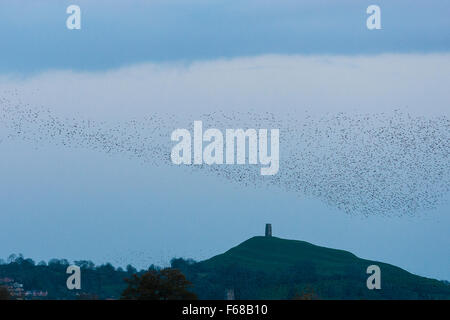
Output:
[{"xmin": 1, "ymin": 91, "xmax": 449, "ymax": 217}]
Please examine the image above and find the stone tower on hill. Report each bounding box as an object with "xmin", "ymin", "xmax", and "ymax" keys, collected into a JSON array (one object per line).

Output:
[{"xmin": 265, "ymin": 224, "xmax": 272, "ymax": 237}]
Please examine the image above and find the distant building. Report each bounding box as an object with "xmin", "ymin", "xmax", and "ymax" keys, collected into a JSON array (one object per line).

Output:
[
  {"xmin": 0, "ymin": 277, "xmax": 14, "ymax": 284},
  {"xmin": 25, "ymin": 290, "xmax": 48, "ymax": 297},
  {"xmin": 1, "ymin": 277, "xmax": 47, "ymax": 299},
  {"xmin": 225, "ymin": 288, "xmax": 235, "ymax": 300},
  {"xmin": 265, "ymin": 224, "xmax": 272, "ymax": 237}
]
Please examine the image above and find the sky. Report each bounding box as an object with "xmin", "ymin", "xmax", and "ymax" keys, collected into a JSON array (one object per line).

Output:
[
  {"xmin": 0, "ymin": 0, "xmax": 449, "ymax": 73},
  {"xmin": 0, "ymin": 1, "xmax": 449, "ymax": 281}
]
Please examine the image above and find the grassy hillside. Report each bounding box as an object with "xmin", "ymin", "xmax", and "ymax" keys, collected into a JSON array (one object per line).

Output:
[
  {"xmin": 178, "ymin": 236, "xmax": 450, "ymax": 299},
  {"xmin": 2, "ymin": 237, "xmax": 449, "ymax": 299}
]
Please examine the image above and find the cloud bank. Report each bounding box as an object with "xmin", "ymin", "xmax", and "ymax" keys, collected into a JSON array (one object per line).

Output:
[
  {"xmin": 1, "ymin": 54, "xmax": 449, "ymax": 216},
  {"xmin": 1, "ymin": 54, "xmax": 449, "ymax": 118}
]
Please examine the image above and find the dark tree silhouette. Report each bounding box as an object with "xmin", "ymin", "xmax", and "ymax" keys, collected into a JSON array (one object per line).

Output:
[
  {"xmin": 0, "ymin": 286, "xmax": 11, "ymax": 300},
  {"xmin": 121, "ymin": 268, "xmax": 197, "ymax": 300}
]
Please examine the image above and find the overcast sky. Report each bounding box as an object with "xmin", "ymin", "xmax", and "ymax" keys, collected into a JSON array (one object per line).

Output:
[
  {"xmin": 0, "ymin": 1, "xmax": 449, "ymax": 281},
  {"xmin": 0, "ymin": 0, "xmax": 449, "ymax": 73}
]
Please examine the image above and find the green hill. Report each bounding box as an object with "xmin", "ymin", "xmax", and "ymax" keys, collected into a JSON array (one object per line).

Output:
[
  {"xmin": 2, "ymin": 237, "xmax": 449, "ymax": 299},
  {"xmin": 176, "ymin": 236, "xmax": 450, "ymax": 299}
]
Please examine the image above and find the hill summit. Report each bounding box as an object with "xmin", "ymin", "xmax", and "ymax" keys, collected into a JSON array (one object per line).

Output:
[{"xmin": 175, "ymin": 236, "xmax": 450, "ymax": 299}]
